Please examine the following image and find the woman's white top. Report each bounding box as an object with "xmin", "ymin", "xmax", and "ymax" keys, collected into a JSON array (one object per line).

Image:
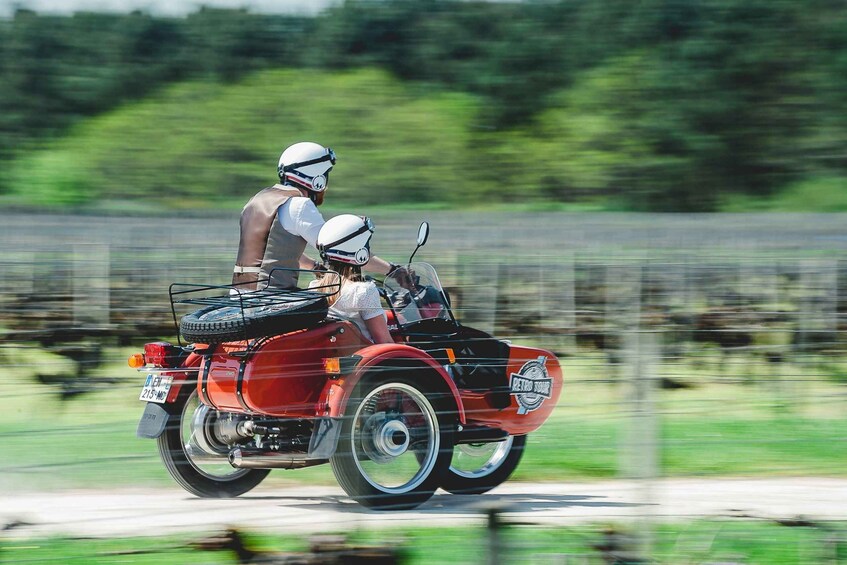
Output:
[{"xmin": 310, "ymin": 280, "xmax": 386, "ymax": 342}]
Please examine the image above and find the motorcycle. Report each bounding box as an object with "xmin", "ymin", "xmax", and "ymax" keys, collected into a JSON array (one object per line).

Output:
[{"xmin": 132, "ymin": 222, "xmax": 562, "ymax": 510}]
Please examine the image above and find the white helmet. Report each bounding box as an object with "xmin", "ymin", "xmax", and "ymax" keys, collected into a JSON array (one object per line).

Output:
[
  {"xmin": 278, "ymin": 142, "xmax": 336, "ymax": 192},
  {"xmin": 317, "ymin": 214, "xmax": 374, "ymax": 266}
]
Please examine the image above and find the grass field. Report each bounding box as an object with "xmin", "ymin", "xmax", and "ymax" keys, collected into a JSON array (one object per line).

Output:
[
  {"xmin": 1, "ymin": 345, "xmax": 844, "ymax": 492},
  {"xmin": 3, "ymin": 521, "xmax": 846, "ymax": 564}
]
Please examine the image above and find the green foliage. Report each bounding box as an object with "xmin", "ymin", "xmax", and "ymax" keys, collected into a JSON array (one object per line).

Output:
[
  {"xmin": 2, "ymin": 1, "xmax": 847, "ymax": 210},
  {"xmin": 723, "ymin": 176, "xmax": 847, "ymax": 212},
  {"xmin": 5, "ymin": 69, "xmax": 481, "ymax": 209}
]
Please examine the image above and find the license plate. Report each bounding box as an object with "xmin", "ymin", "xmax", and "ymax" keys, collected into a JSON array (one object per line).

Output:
[{"xmin": 139, "ymin": 374, "xmax": 173, "ymax": 403}]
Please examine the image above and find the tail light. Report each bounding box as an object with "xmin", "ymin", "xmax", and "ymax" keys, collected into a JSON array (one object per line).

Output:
[{"xmin": 143, "ymin": 342, "xmax": 181, "ymax": 367}]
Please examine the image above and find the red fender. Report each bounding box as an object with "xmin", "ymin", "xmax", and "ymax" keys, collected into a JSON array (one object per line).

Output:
[
  {"xmin": 165, "ymin": 351, "xmax": 203, "ymax": 403},
  {"xmin": 319, "ymin": 343, "xmax": 466, "ymax": 424}
]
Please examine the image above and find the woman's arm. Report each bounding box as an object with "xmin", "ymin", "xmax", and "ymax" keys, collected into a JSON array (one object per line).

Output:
[
  {"xmin": 358, "ymin": 283, "xmax": 393, "ymax": 344},
  {"xmin": 364, "ymin": 314, "xmax": 393, "ymax": 344}
]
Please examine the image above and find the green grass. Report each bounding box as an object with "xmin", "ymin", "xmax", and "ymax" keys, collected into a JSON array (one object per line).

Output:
[
  {"xmin": 0, "ymin": 535, "xmax": 232, "ymax": 564},
  {"xmin": 0, "ymin": 347, "xmax": 845, "ymax": 491},
  {"xmin": 3, "ymin": 522, "xmax": 845, "ymax": 564}
]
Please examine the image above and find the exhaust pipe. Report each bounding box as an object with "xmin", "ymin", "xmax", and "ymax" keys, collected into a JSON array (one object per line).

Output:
[{"xmin": 228, "ymin": 448, "xmax": 327, "ymax": 470}]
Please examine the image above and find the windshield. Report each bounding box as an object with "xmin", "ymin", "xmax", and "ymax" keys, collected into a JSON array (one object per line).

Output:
[{"xmin": 382, "ymin": 262, "xmax": 452, "ymax": 326}]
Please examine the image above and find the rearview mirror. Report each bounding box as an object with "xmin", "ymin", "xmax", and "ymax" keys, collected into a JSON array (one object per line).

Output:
[
  {"xmin": 417, "ymin": 221, "xmax": 430, "ymax": 247},
  {"xmin": 408, "ymin": 221, "xmax": 430, "ymax": 265}
]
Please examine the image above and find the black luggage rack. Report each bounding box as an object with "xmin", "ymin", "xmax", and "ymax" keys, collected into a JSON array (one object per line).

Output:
[{"xmin": 168, "ymin": 268, "xmax": 341, "ymax": 346}]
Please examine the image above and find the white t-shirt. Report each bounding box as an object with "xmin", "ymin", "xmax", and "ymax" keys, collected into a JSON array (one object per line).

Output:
[
  {"xmin": 310, "ymin": 280, "xmax": 386, "ymax": 342},
  {"xmin": 279, "ymin": 196, "xmax": 325, "ymax": 248}
]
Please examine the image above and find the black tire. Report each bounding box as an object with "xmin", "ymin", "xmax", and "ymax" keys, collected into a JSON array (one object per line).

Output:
[
  {"xmin": 441, "ymin": 435, "xmax": 526, "ymax": 495},
  {"xmin": 330, "ymin": 373, "xmax": 455, "ymax": 510},
  {"xmin": 157, "ymin": 388, "xmax": 269, "ymax": 498},
  {"xmin": 180, "ymin": 294, "xmax": 327, "ymax": 343}
]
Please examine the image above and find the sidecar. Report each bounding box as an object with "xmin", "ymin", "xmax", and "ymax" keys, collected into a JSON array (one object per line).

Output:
[{"xmin": 133, "ymin": 232, "xmax": 561, "ymax": 510}]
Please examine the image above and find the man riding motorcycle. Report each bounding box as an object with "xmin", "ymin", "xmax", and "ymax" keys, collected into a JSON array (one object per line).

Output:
[{"xmin": 232, "ymin": 142, "xmax": 402, "ymax": 290}]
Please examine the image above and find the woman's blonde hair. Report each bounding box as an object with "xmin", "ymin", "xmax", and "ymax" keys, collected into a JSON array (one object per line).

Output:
[{"xmin": 314, "ymin": 261, "xmax": 363, "ymax": 306}]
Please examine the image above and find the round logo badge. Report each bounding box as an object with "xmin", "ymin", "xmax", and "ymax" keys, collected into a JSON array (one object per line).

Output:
[
  {"xmin": 509, "ymin": 357, "xmax": 553, "ymax": 415},
  {"xmin": 312, "ymin": 174, "xmax": 327, "ymax": 192},
  {"xmin": 355, "ymin": 248, "xmax": 370, "ymax": 265}
]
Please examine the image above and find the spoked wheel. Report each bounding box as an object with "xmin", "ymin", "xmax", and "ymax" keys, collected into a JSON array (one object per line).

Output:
[
  {"xmin": 442, "ymin": 434, "xmax": 526, "ymax": 495},
  {"xmin": 330, "ymin": 376, "xmax": 455, "ymax": 510},
  {"xmin": 157, "ymin": 388, "xmax": 269, "ymax": 498}
]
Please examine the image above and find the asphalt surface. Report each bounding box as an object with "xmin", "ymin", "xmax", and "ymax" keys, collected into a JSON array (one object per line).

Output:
[{"xmin": 2, "ymin": 478, "xmax": 845, "ymax": 538}]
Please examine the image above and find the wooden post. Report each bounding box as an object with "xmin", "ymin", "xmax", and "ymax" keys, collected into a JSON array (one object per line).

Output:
[
  {"xmin": 460, "ymin": 258, "xmax": 499, "ymax": 335},
  {"xmin": 485, "ymin": 506, "xmax": 504, "ymax": 565},
  {"xmin": 621, "ymin": 329, "xmax": 658, "ymax": 560},
  {"xmin": 2, "ymin": 251, "xmax": 35, "ymax": 296},
  {"xmin": 613, "ymin": 262, "xmax": 656, "ymax": 561},
  {"xmin": 541, "ymin": 252, "xmax": 575, "ymax": 353},
  {"xmin": 73, "ymin": 244, "xmax": 110, "ymax": 327},
  {"xmin": 605, "ymin": 262, "xmax": 642, "ymax": 379}
]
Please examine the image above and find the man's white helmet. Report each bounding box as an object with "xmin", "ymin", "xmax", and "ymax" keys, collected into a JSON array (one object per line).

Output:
[
  {"xmin": 317, "ymin": 215, "xmax": 374, "ymax": 266},
  {"xmin": 278, "ymin": 142, "xmax": 336, "ymax": 192}
]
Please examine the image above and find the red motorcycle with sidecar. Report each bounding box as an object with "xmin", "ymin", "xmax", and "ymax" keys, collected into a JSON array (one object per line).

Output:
[{"xmin": 133, "ymin": 222, "xmax": 562, "ymax": 510}]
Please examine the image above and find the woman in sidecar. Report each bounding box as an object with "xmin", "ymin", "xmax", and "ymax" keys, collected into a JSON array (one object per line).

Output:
[{"xmin": 308, "ymin": 214, "xmax": 393, "ymax": 344}]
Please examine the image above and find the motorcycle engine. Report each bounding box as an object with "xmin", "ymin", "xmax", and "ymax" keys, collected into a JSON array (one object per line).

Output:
[{"xmin": 190, "ymin": 405, "xmax": 252, "ymax": 456}]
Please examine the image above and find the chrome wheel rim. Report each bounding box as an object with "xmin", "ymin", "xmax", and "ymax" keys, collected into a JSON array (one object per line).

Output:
[
  {"xmin": 449, "ymin": 436, "xmax": 514, "ymax": 479},
  {"xmin": 351, "ymin": 383, "xmax": 439, "ymax": 494}
]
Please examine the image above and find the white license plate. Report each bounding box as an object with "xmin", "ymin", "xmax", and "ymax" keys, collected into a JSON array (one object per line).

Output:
[{"xmin": 139, "ymin": 374, "xmax": 173, "ymax": 403}]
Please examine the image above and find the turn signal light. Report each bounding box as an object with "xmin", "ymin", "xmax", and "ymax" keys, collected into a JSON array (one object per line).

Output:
[
  {"xmin": 446, "ymin": 348, "xmax": 456, "ymax": 364},
  {"xmin": 323, "ymin": 357, "xmax": 341, "ymax": 374},
  {"xmin": 127, "ymin": 353, "xmax": 145, "ymax": 369}
]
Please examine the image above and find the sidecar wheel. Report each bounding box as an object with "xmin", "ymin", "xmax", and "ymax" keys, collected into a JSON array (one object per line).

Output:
[
  {"xmin": 157, "ymin": 389, "xmax": 269, "ymax": 498},
  {"xmin": 330, "ymin": 375, "xmax": 455, "ymax": 510},
  {"xmin": 442, "ymin": 434, "xmax": 526, "ymax": 495}
]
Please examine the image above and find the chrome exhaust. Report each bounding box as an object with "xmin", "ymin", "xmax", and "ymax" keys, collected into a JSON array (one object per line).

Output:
[{"xmin": 228, "ymin": 448, "xmax": 327, "ymax": 469}]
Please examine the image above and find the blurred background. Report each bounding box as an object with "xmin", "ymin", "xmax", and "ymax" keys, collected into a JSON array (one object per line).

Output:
[{"xmin": 1, "ymin": 1, "xmax": 846, "ymax": 563}]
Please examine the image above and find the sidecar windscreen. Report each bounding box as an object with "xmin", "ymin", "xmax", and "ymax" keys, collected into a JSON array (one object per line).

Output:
[{"xmin": 383, "ymin": 263, "xmax": 452, "ymax": 326}]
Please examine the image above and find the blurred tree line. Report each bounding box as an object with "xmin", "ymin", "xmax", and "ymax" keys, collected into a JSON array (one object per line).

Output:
[{"xmin": 1, "ymin": 0, "xmax": 846, "ymax": 211}]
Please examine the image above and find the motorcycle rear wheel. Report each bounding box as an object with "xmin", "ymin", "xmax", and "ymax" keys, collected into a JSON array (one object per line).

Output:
[{"xmin": 157, "ymin": 388, "xmax": 269, "ymax": 498}]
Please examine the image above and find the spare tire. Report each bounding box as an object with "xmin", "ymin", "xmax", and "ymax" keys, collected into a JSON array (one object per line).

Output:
[{"xmin": 180, "ymin": 295, "xmax": 328, "ymax": 344}]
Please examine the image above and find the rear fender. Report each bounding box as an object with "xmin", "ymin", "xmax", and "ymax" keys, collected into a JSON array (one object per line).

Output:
[
  {"xmin": 318, "ymin": 343, "xmax": 466, "ymax": 424},
  {"xmin": 136, "ymin": 402, "xmax": 171, "ymax": 439},
  {"xmin": 166, "ymin": 351, "xmax": 203, "ymax": 403}
]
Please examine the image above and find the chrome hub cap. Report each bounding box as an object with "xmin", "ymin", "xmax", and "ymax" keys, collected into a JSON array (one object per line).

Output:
[{"xmin": 352, "ymin": 383, "xmax": 439, "ymax": 493}]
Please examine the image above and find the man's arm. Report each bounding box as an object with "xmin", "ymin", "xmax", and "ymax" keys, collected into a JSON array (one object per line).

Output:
[
  {"xmin": 299, "ymin": 254, "xmax": 320, "ymax": 270},
  {"xmin": 363, "ymin": 256, "xmax": 395, "ymax": 277},
  {"xmin": 288, "ymin": 197, "xmax": 397, "ymax": 276}
]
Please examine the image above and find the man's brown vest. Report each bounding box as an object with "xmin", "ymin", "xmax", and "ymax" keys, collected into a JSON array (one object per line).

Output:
[{"xmin": 232, "ymin": 185, "xmax": 307, "ymax": 290}]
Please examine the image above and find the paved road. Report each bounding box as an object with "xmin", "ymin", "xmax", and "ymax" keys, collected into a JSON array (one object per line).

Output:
[{"xmin": 2, "ymin": 478, "xmax": 845, "ymax": 538}]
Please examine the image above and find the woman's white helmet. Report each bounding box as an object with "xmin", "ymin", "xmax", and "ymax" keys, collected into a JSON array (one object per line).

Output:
[
  {"xmin": 278, "ymin": 142, "xmax": 336, "ymax": 192},
  {"xmin": 317, "ymin": 214, "xmax": 374, "ymax": 266}
]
